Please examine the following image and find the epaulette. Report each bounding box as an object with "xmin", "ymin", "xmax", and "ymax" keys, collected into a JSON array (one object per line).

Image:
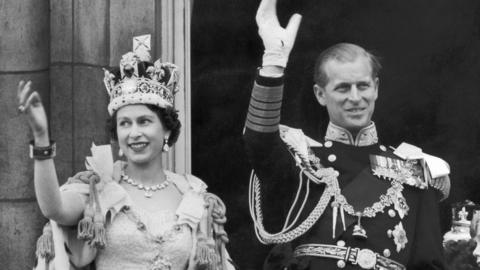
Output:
[
  {"xmin": 278, "ymin": 124, "xmax": 323, "ymax": 172},
  {"xmin": 385, "ymin": 142, "xmax": 450, "ymax": 199}
]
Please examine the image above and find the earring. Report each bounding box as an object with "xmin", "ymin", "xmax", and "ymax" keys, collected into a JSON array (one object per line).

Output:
[
  {"xmin": 118, "ymin": 148, "xmax": 124, "ymax": 157},
  {"xmin": 162, "ymin": 137, "xmax": 169, "ymax": 152}
]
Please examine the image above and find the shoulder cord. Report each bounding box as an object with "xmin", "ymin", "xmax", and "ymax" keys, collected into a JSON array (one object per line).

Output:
[
  {"xmin": 282, "ymin": 169, "xmax": 310, "ymax": 232},
  {"xmin": 195, "ymin": 193, "xmax": 230, "ymax": 270},
  {"xmin": 204, "ymin": 193, "xmax": 230, "ymax": 269},
  {"xmin": 249, "ymin": 169, "xmax": 336, "ymax": 244},
  {"xmin": 35, "ymin": 221, "xmax": 55, "ymax": 263},
  {"xmin": 77, "ymin": 177, "xmax": 106, "ymax": 248},
  {"xmin": 204, "ymin": 193, "xmax": 229, "ymax": 244}
]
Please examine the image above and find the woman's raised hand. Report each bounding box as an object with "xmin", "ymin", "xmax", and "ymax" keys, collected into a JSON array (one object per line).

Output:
[{"xmin": 17, "ymin": 80, "xmax": 49, "ymax": 140}]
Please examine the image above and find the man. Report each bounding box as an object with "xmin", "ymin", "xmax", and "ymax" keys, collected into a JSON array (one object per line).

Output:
[{"xmin": 244, "ymin": 0, "xmax": 450, "ymax": 269}]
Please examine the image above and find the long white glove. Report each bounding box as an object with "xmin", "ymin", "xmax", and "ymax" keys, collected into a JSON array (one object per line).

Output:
[{"xmin": 256, "ymin": 0, "xmax": 302, "ymax": 68}]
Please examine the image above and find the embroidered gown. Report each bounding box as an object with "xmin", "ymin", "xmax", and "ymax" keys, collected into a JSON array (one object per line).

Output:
[
  {"xmin": 95, "ymin": 184, "xmax": 193, "ymax": 269},
  {"xmin": 34, "ymin": 162, "xmax": 233, "ymax": 270},
  {"xmin": 71, "ymin": 169, "xmax": 200, "ymax": 270}
]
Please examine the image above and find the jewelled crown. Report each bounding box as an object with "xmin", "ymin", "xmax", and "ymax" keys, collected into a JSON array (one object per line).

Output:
[
  {"xmin": 103, "ymin": 34, "xmax": 180, "ymax": 115},
  {"xmin": 443, "ymin": 200, "xmax": 479, "ymax": 244}
]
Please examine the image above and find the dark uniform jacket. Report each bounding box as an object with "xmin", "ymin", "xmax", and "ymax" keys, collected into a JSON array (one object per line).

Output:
[{"xmin": 243, "ymin": 74, "xmax": 446, "ymax": 270}]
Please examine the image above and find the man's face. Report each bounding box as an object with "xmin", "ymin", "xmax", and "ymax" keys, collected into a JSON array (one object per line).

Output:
[{"xmin": 314, "ymin": 56, "xmax": 379, "ymax": 133}]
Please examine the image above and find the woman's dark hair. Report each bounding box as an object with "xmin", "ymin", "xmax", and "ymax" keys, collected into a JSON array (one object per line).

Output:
[{"xmin": 107, "ymin": 104, "xmax": 181, "ymax": 146}]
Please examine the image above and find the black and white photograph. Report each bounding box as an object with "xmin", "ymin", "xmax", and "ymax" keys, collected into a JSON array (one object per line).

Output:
[{"xmin": 1, "ymin": 0, "xmax": 480, "ymax": 269}]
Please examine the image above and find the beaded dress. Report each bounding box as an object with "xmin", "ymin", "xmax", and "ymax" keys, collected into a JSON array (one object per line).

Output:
[
  {"xmin": 95, "ymin": 204, "xmax": 193, "ymax": 269},
  {"xmin": 32, "ymin": 161, "xmax": 235, "ymax": 270}
]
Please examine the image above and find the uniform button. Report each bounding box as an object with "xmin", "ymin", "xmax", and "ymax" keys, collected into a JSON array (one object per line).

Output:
[
  {"xmin": 324, "ymin": 141, "xmax": 333, "ymax": 148},
  {"xmin": 388, "ymin": 209, "xmax": 396, "ymax": 218},
  {"xmin": 380, "ymin": 145, "xmax": 387, "ymax": 151},
  {"xmin": 383, "ymin": 249, "xmax": 391, "ymax": 257},
  {"xmin": 337, "ymin": 260, "xmax": 346, "ymax": 268},
  {"xmin": 328, "ymin": 154, "xmax": 337, "ymax": 162},
  {"xmin": 336, "ymin": 240, "xmax": 345, "ymax": 247}
]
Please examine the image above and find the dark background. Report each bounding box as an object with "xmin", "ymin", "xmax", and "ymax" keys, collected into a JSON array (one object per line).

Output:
[{"xmin": 191, "ymin": 0, "xmax": 480, "ymax": 268}]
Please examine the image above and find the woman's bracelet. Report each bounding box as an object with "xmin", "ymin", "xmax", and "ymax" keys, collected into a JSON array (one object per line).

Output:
[{"xmin": 29, "ymin": 140, "xmax": 56, "ymax": 160}]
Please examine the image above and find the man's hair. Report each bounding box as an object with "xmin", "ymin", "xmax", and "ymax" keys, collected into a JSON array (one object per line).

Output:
[{"xmin": 313, "ymin": 43, "xmax": 382, "ymax": 87}]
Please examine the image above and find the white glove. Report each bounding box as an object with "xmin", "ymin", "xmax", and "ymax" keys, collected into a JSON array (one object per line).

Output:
[{"xmin": 256, "ymin": 0, "xmax": 302, "ymax": 68}]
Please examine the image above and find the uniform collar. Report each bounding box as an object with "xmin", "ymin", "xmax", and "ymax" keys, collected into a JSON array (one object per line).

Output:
[{"xmin": 324, "ymin": 122, "xmax": 378, "ymax": 146}]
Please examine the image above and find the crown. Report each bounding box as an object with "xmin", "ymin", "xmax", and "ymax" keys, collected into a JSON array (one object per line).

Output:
[
  {"xmin": 103, "ymin": 34, "xmax": 180, "ymax": 115},
  {"xmin": 443, "ymin": 200, "xmax": 480, "ymax": 244},
  {"xmin": 453, "ymin": 207, "xmax": 471, "ymax": 228}
]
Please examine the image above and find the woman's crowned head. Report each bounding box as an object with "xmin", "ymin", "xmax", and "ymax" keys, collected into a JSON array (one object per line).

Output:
[{"xmin": 104, "ymin": 35, "xmax": 181, "ymax": 163}]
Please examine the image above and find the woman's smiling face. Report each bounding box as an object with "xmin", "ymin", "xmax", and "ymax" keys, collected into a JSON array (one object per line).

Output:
[{"xmin": 116, "ymin": 104, "xmax": 169, "ymax": 166}]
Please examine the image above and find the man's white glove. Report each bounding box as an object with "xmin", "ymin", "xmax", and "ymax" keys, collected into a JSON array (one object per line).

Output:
[{"xmin": 256, "ymin": 0, "xmax": 302, "ymax": 68}]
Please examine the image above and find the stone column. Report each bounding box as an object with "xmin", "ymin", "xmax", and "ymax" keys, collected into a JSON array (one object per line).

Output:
[
  {"xmin": 0, "ymin": 1, "xmax": 50, "ymax": 269},
  {"xmin": 50, "ymin": 0, "xmax": 74, "ymax": 183},
  {"xmin": 159, "ymin": 0, "xmax": 193, "ymax": 174},
  {"xmin": 71, "ymin": 0, "xmax": 110, "ymax": 172}
]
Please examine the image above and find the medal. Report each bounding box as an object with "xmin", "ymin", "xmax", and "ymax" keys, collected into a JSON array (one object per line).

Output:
[
  {"xmin": 391, "ymin": 221, "xmax": 408, "ymax": 252},
  {"xmin": 393, "ymin": 191, "xmax": 409, "ymax": 219},
  {"xmin": 352, "ymin": 213, "xmax": 367, "ymax": 240}
]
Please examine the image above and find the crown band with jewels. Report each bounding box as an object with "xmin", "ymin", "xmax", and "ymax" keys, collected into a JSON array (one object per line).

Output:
[{"xmin": 103, "ymin": 35, "xmax": 180, "ymax": 115}]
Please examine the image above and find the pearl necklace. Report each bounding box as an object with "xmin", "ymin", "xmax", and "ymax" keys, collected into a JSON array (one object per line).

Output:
[{"xmin": 120, "ymin": 171, "xmax": 171, "ymax": 198}]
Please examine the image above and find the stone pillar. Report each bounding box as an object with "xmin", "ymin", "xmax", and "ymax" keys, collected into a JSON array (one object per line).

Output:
[
  {"xmin": 159, "ymin": 0, "xmax": 193, "ymax": 174},
  {"xmin": 50, "ymin": 0, "xmax": 74, "ymax": 183},
  {"xmin": 0, "ymin": 1, "xmax": 50, "ymax": 269},
  {"xmin": 71, "ymin": 0, "xmax": 110, "ymax": 172}
]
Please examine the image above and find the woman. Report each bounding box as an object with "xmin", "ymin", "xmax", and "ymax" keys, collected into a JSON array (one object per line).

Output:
[{"xmin": 18, "ymin": 49, "xmax": 232, "ymax": 270}]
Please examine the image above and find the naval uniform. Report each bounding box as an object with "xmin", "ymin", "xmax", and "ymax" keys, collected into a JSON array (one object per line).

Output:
[{"xmin": 244, "ymin": 74, "xmax": 446, "ymax": 270}]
